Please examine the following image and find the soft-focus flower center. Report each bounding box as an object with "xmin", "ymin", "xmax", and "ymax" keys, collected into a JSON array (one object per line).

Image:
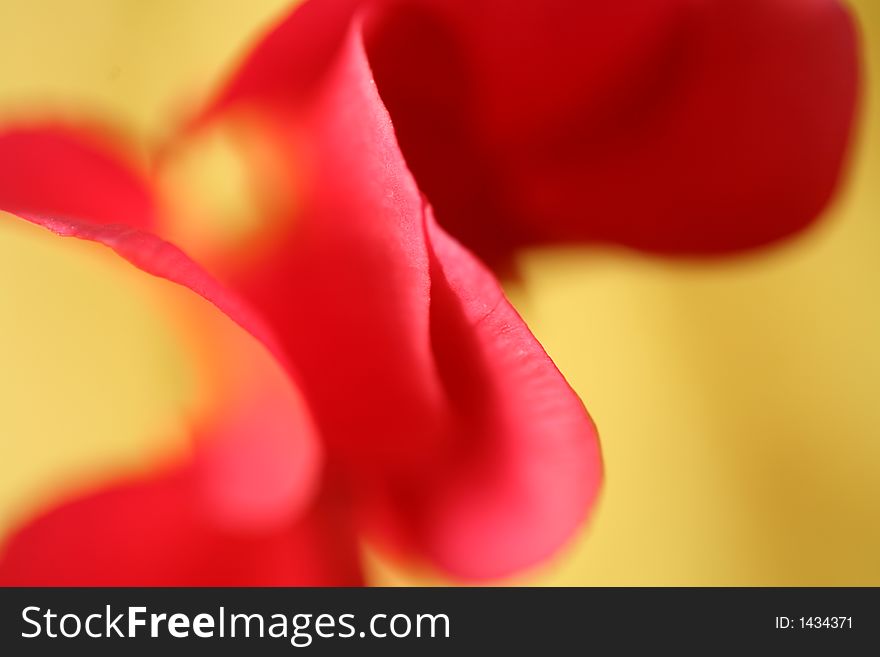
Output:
[{"xmin": 157, "ymin": 113, "xmax": 296, "ymax": 270}]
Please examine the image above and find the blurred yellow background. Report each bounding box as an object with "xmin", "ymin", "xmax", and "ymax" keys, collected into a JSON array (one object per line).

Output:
[{"xmin": 0, "ymin": 0, "xmax": 878, "ymax": 585}]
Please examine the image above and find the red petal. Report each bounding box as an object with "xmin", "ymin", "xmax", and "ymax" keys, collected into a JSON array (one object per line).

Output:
[
  {"xmin": 366, "ymin": 0, "xmax": 859, "ymax": 261},
  {"xmin": 0, "ymin": 466, "xmax": 362, "ymax": 586},
  {"xmin": 205, "ymin": 0, "xmax": 362, "ymax": 120},
  {"xmin": 412, "ymin": 217, "xmax": 602, "ymax": 578},
  {"xmin": 0, "ymin": 126, "xmax": 323, "ymax": 537},
  {"xmin": 201, "ymin": 14, "xmax": 601, "ymax": 578},
  {"xmin": 0, "ymin": 126, "xmax": 155, "ymax": 230}
]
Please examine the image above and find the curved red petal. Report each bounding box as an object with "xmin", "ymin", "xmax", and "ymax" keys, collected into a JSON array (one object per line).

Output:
[
  {"xmin": 366, "ymin": 0, "xmax": 859, "ymax": 261},
  {"xmin": 203, "ymin": 14, "xmax": 601, "ymax": 578},
  {"xmin": 0, "ymin": 126, "xmax": 156, "ymax": 230},
  {"xmin": 412, "ymin": 217, "xmax": 602, "ymax": 578},
  {"xmin": 0, "ymin": 465, "xmax": 362, "ymax": 586},
  {"xmin": 0, "ymin": 125, "xmax": 323, "ymax": 536}
]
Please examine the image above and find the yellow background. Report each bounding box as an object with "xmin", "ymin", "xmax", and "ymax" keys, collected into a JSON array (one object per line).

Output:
[{"xmin": 0, "ymin": 0, "xmax": 878, "ymax": 585}]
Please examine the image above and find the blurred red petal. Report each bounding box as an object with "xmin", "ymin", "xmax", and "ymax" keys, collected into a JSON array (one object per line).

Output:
[
  {"xmin": 203, "ymin": 15, "xmax": 601, "ymax": 578},
  {"xmin": 206, "ymin": 0, "xmax": 361, "ymax": 120},
  {"xmin": 206, "ymin": 0, "xmax": 859, "ymax": 262},
  {"xmin": 0, "ymin": 126, "xmax": 155, "ymax": 230},
  {"xmin": 366, "ymin": 0, "xmax": 860, "ymax": 261},
  {"xmin": 0, "ymin": 466, "xmax": 362, "ymax": 586},
  {"xmin": 0, "ymin": 125, "xmax": 322, "ymax": 536}
]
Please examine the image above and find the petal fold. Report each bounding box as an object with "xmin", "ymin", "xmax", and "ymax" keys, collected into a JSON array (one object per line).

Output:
[{"xmin": 203, "ymin": 13, "xmax": 602, "ymax": 578}]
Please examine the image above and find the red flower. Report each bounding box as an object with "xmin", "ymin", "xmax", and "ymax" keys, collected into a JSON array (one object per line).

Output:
[{"xmin": 0, "ymin": 0, "xmax": 858, "ymax": 585}]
